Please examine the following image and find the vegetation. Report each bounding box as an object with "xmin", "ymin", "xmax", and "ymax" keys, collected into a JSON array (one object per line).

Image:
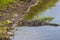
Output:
[
  {"xmin": 0, "ymin": 0, "xmax": 18, "ymax": 9},
  {"xmin": 33, "ymin": 16, "xmax": 54, "ymax": 22},
  {"xmin": 0, "ymin": 26, "xmax": 9, "ymax": 39},
  {"xmin": 2, "ymin": 20, "xmax": 12, "ymax": 25},
  {"xmin": 23, "ymin": 0, "xmax": 59, "ymax": 20}
]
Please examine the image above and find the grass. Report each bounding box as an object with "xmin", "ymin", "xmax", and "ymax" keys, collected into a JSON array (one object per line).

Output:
[
  {"xmin": 23, "ymin": 0, "xmax": 59, "ymax": 20},
  {"xmin": 0, "ymin": 26, "xmax": 8, "ymax": 38},
  {"xmin": 0, "ymin": 23, "xmax": 13, "ymax": 39},
  {"xmin": 0, "ymin": 0, "xmax": 18, "ymax": 9}
]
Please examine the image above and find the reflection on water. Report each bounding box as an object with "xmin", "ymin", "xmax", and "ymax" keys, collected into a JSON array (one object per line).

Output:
[{"xmin": 13, "ymin": 1, "xmax": 60, "ymax": 40}]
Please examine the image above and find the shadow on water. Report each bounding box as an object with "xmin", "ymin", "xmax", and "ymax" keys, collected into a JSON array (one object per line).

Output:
[{"xmin": 12, "ymin": 1, "xmax": 60, "ymax": 40}]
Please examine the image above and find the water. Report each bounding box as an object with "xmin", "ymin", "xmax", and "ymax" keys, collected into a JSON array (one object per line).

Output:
[{"xmin": 13, "ymin": 1, "xmax": 60, "ymax": 40}]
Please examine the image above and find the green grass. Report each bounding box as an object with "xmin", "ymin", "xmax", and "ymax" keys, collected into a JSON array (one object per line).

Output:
[
  {"xmin": 0, "ymin": 0, "xmax": 18, "ymax": 38},
  {"xmin": 23, "ymin": 0, "xmax": 59, "ymax": 20},
  {"xmin": 0, "ymin": 0, "xmax": 18, "ymax": 9}
]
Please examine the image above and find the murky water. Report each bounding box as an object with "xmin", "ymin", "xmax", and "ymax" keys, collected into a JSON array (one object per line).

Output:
[{"xmin": 13, "ymin": 1, "xmax": 60, "ymax": 40}]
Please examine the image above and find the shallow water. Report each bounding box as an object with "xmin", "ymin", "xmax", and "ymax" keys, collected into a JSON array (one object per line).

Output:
[{"xmin": 13, "ymin": 1, "xmax": 60, "ymax": 40}]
